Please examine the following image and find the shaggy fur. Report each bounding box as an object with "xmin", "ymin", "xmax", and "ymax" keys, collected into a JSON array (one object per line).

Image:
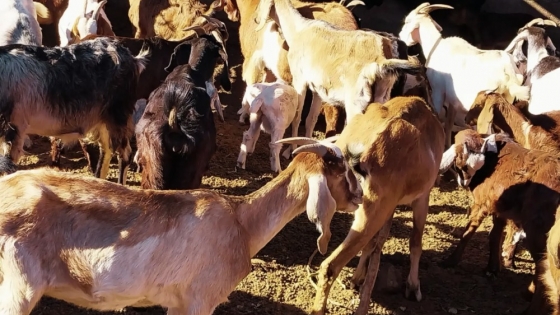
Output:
[
  {"xmin": 135, "ymin": 37, "xmax": 227, "ymax": 190},
  {"xmin": 0, "ymin": 0, "xmax": 42, "ymax": 46},
  {"xmin": 0, "ymin": 37, "xmax": 147, "ymax": 182}
]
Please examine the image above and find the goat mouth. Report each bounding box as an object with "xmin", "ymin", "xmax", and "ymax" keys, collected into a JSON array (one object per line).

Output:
[{"xmin": 351, "ymin": 197, "xmax": 363, "ymax": 206}]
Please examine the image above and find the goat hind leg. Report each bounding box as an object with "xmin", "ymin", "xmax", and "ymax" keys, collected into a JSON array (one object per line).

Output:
[
  {"xmin": 49, "ymin": 137, "xmax": 63, "ymax": 168},
  {"xmin": 269, "ymin": 128, "xmax": 284, "ymax": 173},
  {"xmin": 236, "ymin": 113, "xmax": 262, "ymax": 169},
  {"xmin": 406, "ymin": 192, "xmax": 430, "ymax": 302},
  {"xmin": 486, "ymin": 215, "xmax": 507, "ymax": 276},
  {"xmin": 117, "ymin": 138, "xmax": 132, "ymax": 185},
  {"xmin": 304, "ymin": 92, "xmax": 323, "ymax": 138},
  {"xmin": 282, "ymin": 82, "xmax": 306, "ymax": 159}
]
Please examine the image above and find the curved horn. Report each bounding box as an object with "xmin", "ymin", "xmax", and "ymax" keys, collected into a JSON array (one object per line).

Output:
[
  {"xmin": 292, "ymin": 143, "xmax": 329, "ymax": 157},
  {"xmin": 412, "ymin": 2, "xmax": 430, "ymax": 14},
  {"xmin": 504, "ymin": 30, "xmax": 529, "ymax": 53},
  {"xmin": 544, "ymin": 19, "xmax": 559, "ymax": 27},
  {"xmin": 524, "ymin": 18, "xmax": 545, "ymax": 28},
  {"xmin": 276, "ymin": 137, "xmax": 319, "ymax": 146},
  {"xmin": 484, "ymin": 87, "xmax": 499, "ymax": 95},
  {"xmin": 81, "ymin": 0, "xmax": 88, "ymax": 17},
  {"xmin": 93, "ymin": 0, "xmax": 108, "ymax": 20},
  {"xmin": 322, "ymin": 135, "xmax": 340, "ymax": 143},
  {"xmin": 418, "ymin": 3, "xmax": 454, "ymax": 14},
  {"xmin": 183, "ymin": 24, "xmax": 206, "ymax": 35}
]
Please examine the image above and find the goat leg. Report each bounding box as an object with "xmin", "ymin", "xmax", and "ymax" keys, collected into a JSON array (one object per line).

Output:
[
  {"xmin": 486, "ymin": 215, "xmax": 507, "ymax": 276},
  {"xmin": 322, "ymin": 105, "xmax": 345, "ymax": 138},
  {"xmin": 354, "ymin": 216, "xmax": 393, "ymax": 315},
  {"xmin": 50, "ymin": 137, "xmax": 63, "ymax": 168},
  {"xmin": 117, "ymin": 139, "xmax": 132, "ymax": 185}
]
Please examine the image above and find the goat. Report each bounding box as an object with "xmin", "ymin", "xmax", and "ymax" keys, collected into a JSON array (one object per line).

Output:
[
  {"xmin": 443, "ymin": 90, "xmax": 560, "ymax": 273},
  {"xmin": 128, "ymin": 0, "xmax": 225, "ymax": 40},
  {"xmin": 308, "ymin": 96, "xmax": 445, "ymax": 315},
  {"xmin": 0, "ymin": 0, "xmax": 43, "ymax": 46},
  {"xmin": 223, "ymin": 0, "xmax": 360, "ymax": 144},
  {"xmin": 134, "ymin": 36, "xmax": 228, "ymax": 190},
  {"xmin": 49, "ymin": 20, "xmax": 232, "ymax": 175},
  {"xmin": 0, "ymin": 37, "xmax": 147, "ymax": 185},
  {"xmin": 0, "ymin": 134, "xmax": 363, "ymax": 314},
  {"xmin": 398, "ymin": 2, "xmax": 530, "ymax": 148},
  {"xmin": 57, "ymin": 0, "xmax": 114, "ymax": 46},
  {"xmin": 505, "ymin": 19, "xmax": 560, "ymax": 115},
  {"xmin": 439, "ymin": 129, "xmax": 560, "ymax": 315},
  {"xmin": 255, "ymin": 0, "xmax": 421, "ymax": 157},
  {"xmin": 236, "ymin": 81, "xmax": 298, "ymax": 173}
]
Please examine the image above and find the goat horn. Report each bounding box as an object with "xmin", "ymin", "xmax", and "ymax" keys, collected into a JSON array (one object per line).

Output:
[
  {"xmin": 412, "ymin": 2, "xmax": 431, "ymax": 14},
  {"xmin": 544, "ymin": 19, "xmax": 558, "ymax": 27},
  {"xmin": 524, "ymin": 18, "xmax": 545, "ymax": 28},
  {"xmin": 93, "ymin": 0, "xmax": 107, "ymax": 20},
  {"xmin": 292, "ymin": 143, "xmax": 331, "ymax": 158},
  {"xmin": 322, "ymin": 135, "xmax": 340, "ymax": 143},
  {"xmin": 183, "ymin": 24, "xmax": 205, "ymax": 35},
  {"xmin": 419, "ymin": 4, "xmax": 454, "ymax": 14},
  {"xmin": 344, "ymin": 0, "xmax": 365, "ymax": 8},
  {"xmin": 275, "ymin": 137, "xmax": 319, "ymax": 146}
]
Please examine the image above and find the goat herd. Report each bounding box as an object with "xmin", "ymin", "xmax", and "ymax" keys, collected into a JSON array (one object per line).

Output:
[{"xmin": 0, "ymin": 0, "xmax": 560, "ymax": 314}]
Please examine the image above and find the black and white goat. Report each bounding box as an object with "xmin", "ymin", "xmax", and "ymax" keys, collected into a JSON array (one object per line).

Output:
[
  {"xmin": 134, "ymin": 36, "xmax": 227, "ymax": 190},
  {"xmin": 0, "ymin": 37, "xmax": 148, "ymax": 184},
  {"xmin": 505, "ymin": 19, "xmax": 559, "ymax": 114}
]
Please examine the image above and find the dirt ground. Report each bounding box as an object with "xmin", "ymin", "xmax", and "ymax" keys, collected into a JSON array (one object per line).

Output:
[{"xmin": 25, "ymin": 14, "xmax": 537, "ymax": 315}]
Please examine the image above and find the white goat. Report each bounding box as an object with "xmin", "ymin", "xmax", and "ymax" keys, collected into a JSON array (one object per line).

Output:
[
  {"xmin": 0, "ymin": 0, "xmax": 43, "ymax": 46},
  {"xmin": 0, "ymin": 136, "xmax": 362, "ymax": 315},
  {"xmin": 398, "ymin": 2, "xmax": 530, "ymax": 148},
  {"xmin": 57, "ymin": 0, "xmax": 112, "ymax": 47},
  {"xmin": 254, "ymin": 0, "xmax": 421, "ymax": 157},
  {"xmin": 504, "ymin": 20, "xmax": 560, "ymax": 115},
  {"xmin": 236, "ymin": 81, "xmax": 298, "ymax": 172}
]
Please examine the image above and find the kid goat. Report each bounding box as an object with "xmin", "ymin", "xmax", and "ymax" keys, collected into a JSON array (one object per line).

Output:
[{"xmin": 0, "ymin": 135, "xmax": 362, "ymax": 315}]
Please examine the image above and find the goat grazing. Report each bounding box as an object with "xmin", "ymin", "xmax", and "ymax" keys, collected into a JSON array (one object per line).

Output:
[
  {"xmin": 0, "ymin": 132, "xmax": 363, "ymax": 314},
  {"xmin": 57, "ymin": 0, "xmax": 114, "ymax": 46},
  {"xmin": 254, "ymin": 0, "xmax": 422, "ymax": 157},
  {"xmin": 0, "ymin": 37, "xmax": 147, "ymax": 184},
  {"xmin": 439, "ymin": 129, "xmax": 560, "ymax": 314},
  {"xmin": 309, "ymin": 96, "xmax": 445, "ymax": 315},
  {"xmin": 0, "ymin": 0, "xmax": 43, "ymax": 46},
  {"xmin": 236, "ymin": 81, "xmax": 298, "ymax": 173},
  {"xmin": 399, "ymin": 2, "xmax": 530, "ymax": 148},
  {"xmin": 135, "ymin": 36, "xmax": 228, "ymax": 190},
  {"xmin": 505, "ymin": 19, "xmax": 560, "ymax": 115}
]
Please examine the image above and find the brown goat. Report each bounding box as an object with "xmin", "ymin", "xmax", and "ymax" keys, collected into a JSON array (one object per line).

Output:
[
  {"xmin": 0, "ymin": 134, "xmax": 363, "ymax": 314},
  {"xmin": 310, "ymin": 96, "xmax": 445, "ymax": 314},
  {"xmin": 128, "ymin": 0, "xmax": 225, "ymax": 40},
  {"xmin": 540, "ymin": 215, "xmax": 560, "ymax": 315},
  {"xmin": 439, "ymin": 129, "xmax": 560, "ymax": 315}
]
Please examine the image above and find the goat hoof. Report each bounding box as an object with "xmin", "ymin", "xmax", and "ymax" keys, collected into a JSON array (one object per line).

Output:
[
  {"xmin": 236, "ymin": 162, "xmax": 245, "ymax": 170},
  {"xmin": 405, "ymin": 282, "xmax": 422, "ymax": 302}
]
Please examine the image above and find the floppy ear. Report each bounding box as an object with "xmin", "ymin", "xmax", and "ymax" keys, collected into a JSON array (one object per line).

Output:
[
  {"xmin": 165, "ymin": 42, "xmax": 192, "ymax": 72},
  {"xmin": 306, "ymin": 174, "xmax": 336, "ymax": 255},
  {"xmin": 439, "ymin": 145, "xmax": 458, "ymax": 173},
  {"xmin": 481, "ymin": 134, "xmax": 498, "ymax": 153},
  {"xmin": 476, "ymin": 100, "xmax": 494, "ymax": 134}
]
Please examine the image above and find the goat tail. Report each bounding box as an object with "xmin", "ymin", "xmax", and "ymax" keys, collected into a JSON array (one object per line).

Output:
[
  {"xmin": 378, "ymin": 58, "xmax": 423, "ymax": 77},
  {"xmin": 249, "ymin": 98, "xmax": 263, "ymax": 125},
  {"xmin": 134, "ymin": 44, "xmax": 151, "ymax": 74},
  {"xmin": 0, "ymin": 156, "xmax": 17, "ymax": 176}
]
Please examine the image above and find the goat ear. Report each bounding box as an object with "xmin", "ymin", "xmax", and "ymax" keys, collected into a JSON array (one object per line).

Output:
[
  {"xmin": 306, "ymin": 175, "xmax": 336, "ymax": 255},
  {"xmin": 255, "ymin": 0, "xmax": 273, "ymax": 32},
  {"xmin": 439, "ymin": 145, "xmax": 457, "ymax": 173},
  {"xmin": 476, "ymin": 100, "xmax": 494, "ymax": 134},
  {"xmin": 547, "ymin": 37, "xmax": 557, "ymax": 53},
  {"xmin": 481, "ymin": 134, "xmax": 498, "ymax": 153},
  {"xmin": 165, "ymin": 42, "xmax": 191, "ymax": 72},
  {"xmin": 34, "ymin": 2, "xmax": 53, "ymax": 24}
]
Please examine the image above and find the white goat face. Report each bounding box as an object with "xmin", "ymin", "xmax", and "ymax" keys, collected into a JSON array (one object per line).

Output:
[
  {"xmin": 440, "ymin": 134, "xmax": 498, "ymax": 187},
  {"xmin": 399, "ymin": 17, "xmax": 421, "ymax": 46}
]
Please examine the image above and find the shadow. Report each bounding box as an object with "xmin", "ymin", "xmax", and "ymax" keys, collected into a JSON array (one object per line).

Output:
[{"xmin": 214, "ymin": 291, "xmax": 308, "ymax": 315}]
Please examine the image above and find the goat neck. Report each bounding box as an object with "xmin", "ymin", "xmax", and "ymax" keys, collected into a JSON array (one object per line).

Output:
[
  {"xmin": 236, "ymin": 156, "xmax": 313, "ymax": 257},
  {"xmin": 489, "ymin": 95, "xmax": 531, "ymax": 145},
  {"xmin": 259, "ymin": 0, "xmax": 305, "ymax": 45},
  {"xmin": 417, "ymin": 21, "xmax": 442, "ymax": 68}
]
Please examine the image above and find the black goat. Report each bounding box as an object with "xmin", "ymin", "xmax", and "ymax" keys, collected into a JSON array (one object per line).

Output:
[
  {"xmin": 0, "ymin": 37, "xmax": 147, "ymax": 184},
  {"xmin": 134, "ymin": 36, "xmax": 226, "ymax": 190}
]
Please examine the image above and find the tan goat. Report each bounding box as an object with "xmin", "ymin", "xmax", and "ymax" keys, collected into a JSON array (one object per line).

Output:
[
  {"xmin": 0, "ymin": 136, "xmax": 363, "ymax": 315},
  {"xmin": 541, "ymin": 215, "xmax": 560, "ymax": 315},
  {"xmin": 128, "ymin": 0, "xmax": 225, "ymax": 40},
  {"xmin": 307, "ymin": 96, "xmax": 445, "ymax": 315},
  {"xmin": 223, "ymin": 0, "xmax": 359, "ymax": 145}
]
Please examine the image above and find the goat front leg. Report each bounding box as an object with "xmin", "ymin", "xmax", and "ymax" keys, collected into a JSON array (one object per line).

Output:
[
  {"xmin": 304, "ymin": 92, "xmax": 323, "ymax": 138},
  {"xmin": 282, "ymin": 81, "xmax": 306, "ymax": 159},
  {"xmin": 5, "ymin": 124, "xmax": 24, "ymax": 164},
  {"xmin": 354, "ymin": 213, "xmax": 394, "ymax": 315},
  {"xmin": 406, "ymin": 192, "xmax": 430, "ymax": 302},
  {"xmin": 49, "ymin": 137, "xmax": 63, "ymax": 168},
  {"xmin": 311, "ymin": 197, "xmax": 397, "ymax": 315},
  {"xmin": 440, "ymin": 204, "xmax": 487, "ymax": 268},
  {"xmin": 117, "ymin": 139, "xmax": 132, "ymax": 185},
  {"xmin": 486, "ymin": 215, "xmax": 507, "ymax": 276}
]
